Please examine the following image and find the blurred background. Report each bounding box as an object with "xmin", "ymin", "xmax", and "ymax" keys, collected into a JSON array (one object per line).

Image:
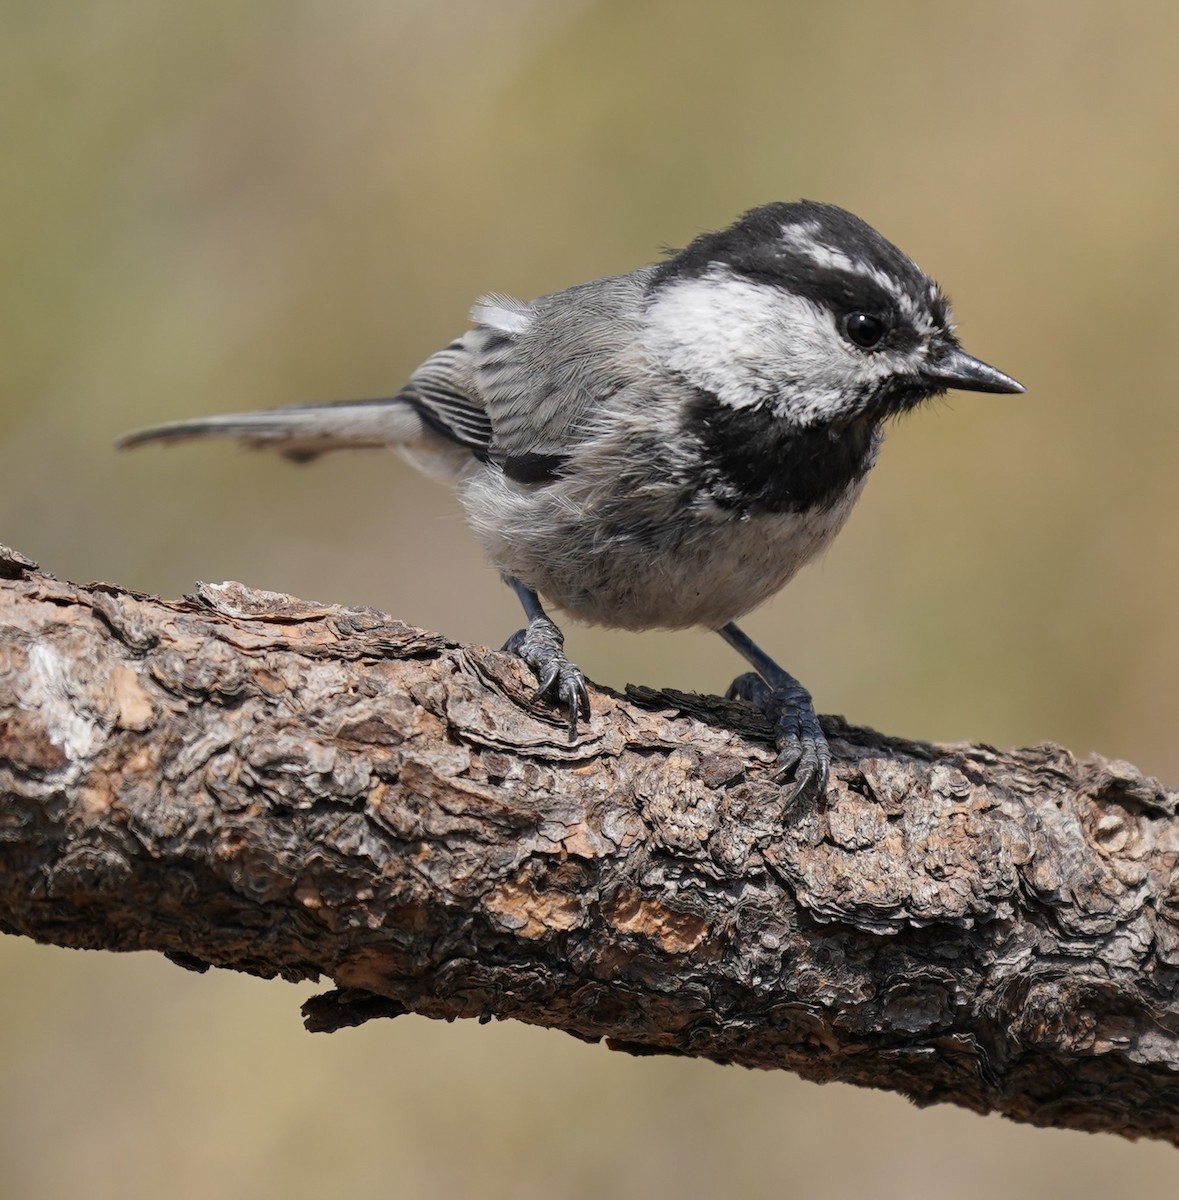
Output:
[{"xmin": 3, "ymin": 1, "xmax": 1178, "ymax": 1195}]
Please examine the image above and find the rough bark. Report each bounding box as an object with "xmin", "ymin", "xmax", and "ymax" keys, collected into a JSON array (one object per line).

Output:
[{"xmin": 1, "ymin": 543, "xmax": 1177, "ymax": 1144}]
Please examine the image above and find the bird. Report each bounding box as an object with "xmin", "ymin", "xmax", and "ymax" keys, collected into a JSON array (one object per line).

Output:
[{"xmin": 119, "ymin": 200, "xmax": 1023, "ymax": 801}]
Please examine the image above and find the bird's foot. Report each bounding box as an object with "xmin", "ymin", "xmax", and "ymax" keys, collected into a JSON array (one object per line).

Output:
[
  {"xmin": 504, "ymin": 617, "xmax": 590, "ymax": 740},
  {"xmin": 727, "ymin": 671, "xmax": 830, "ymax": 801}
]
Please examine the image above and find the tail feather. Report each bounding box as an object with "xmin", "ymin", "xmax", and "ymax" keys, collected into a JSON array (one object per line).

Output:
[{"xmin": 117, "ymin": 399, "xmax": 426, "ymax": 464}]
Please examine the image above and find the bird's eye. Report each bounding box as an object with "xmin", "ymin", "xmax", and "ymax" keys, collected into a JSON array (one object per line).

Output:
[{"xmin": 843, "ymin": 312, "xmax": 888, "ymax": 350}]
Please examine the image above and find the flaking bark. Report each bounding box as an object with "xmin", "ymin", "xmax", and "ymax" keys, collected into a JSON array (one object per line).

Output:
[{"xmin": 1, "ymin": 543, "xmax": 1177, "ymax": 1144}]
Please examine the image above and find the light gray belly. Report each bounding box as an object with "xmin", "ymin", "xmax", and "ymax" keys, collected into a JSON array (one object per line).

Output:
[{"xmin": 461, "ymin": 466, "xmax": 865, "ymax": 631}]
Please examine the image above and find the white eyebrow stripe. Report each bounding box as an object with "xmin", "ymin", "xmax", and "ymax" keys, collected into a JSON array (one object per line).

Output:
[
  {"xmin": 779, "ymin": 223, "xmax": 902, "ymax": 296},
  {"xmin": 779, "ymin": 219, "xmax": 822, "ymax": 239},
  {"xmin": 777, "ymin": 221, "xmax": 943, "ymax": 334}
]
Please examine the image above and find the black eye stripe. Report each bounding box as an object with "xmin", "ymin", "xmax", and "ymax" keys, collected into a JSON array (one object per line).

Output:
[{"xmin": 728, "ymin": 259, "xmax": 901, "ymax": 317}]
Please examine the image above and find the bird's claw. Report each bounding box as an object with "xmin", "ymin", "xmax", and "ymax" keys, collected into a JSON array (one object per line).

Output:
[
  {"xmin": 504, "ymin": 618, "xmax": 590, "ymax": 740},
  {"xmin": 772, "ymin": 732, "xmax": 830, "ymax": 803},
  {"xmin": 529, "ymin": 659, "xmax": 590, "ymax": 741},
  {"xmin": 728, "ymin": 670, "xmax": 830, "ymax": 801},
  {"xmin": 541, "ymin": 669, "xmax": 590, "ymax": 742}
]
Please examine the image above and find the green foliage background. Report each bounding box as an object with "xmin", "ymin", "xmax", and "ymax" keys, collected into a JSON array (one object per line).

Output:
[{"xmin": 3, "ymin": 2, "xmax": 1177, "ymax": 1194}]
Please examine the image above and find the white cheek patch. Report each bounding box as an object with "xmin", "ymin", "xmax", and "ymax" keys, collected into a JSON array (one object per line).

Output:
[
  {"xmin": 646, "ymin": 268, "xmax": 909, "ymax": 424},
  {"xmin": 645, "ymin": 267, "xmax": 925, "ymax": 426},
  {"xmin": 646, "ymin": 270, "xmax": 838, "ymax": 410}
]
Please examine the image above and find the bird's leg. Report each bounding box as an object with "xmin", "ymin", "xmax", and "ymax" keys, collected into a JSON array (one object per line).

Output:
[
  {"xmin": 718, "ymin": 622, "xmax": 830, "ymax": 800},
  {"xmin": 502, "ymin": 577, "xmax": 590, "ymax": 740}
]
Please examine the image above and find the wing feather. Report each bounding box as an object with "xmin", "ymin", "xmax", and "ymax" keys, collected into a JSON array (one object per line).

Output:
[
  {"xmin": 402, "ymin": 339, "xmax": 493, "ymax": 454},
  {"xmin": 469, "ymin": 267, "xmax": 655, "ymax": 463}
]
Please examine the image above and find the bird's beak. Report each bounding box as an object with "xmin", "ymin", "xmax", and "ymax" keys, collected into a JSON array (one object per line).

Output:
[{"xmin": 923, "ymin": 344, "xmax": 1025, "ymax": 394}]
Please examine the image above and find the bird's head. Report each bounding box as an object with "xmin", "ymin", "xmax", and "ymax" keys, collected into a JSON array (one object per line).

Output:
[{"xmin": 647, "ymin": 200, "xmax": 1023, "ymax": 427}]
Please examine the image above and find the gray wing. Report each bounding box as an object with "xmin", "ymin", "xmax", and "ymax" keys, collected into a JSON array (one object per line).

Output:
[
  {"xmin": 118, "ymin": 266, "xmax": 654, "ymax": 480},
  {"xmin": 469, "ymin": 267, "xmax": 656, "ymax": 475}
]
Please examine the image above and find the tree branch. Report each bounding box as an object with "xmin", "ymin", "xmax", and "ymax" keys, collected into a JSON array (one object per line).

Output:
[{"xmin": 2, "ymin": 544, "xmax": 1177, "ymax": 1143}]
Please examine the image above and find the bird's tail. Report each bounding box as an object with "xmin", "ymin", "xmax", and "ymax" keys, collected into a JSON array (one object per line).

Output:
[{"xmin": 117, "ymin": 398, "xmax": 425, "ymax": 464}]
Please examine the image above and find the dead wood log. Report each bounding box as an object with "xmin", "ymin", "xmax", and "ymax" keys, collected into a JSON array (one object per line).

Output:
[{"xmin": 1, "ymin": 543, "xmax": 1177, "ymax": 1143}]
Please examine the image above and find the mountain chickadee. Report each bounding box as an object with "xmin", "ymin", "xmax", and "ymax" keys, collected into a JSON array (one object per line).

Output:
[{"xmin": 120, "ymin": 200, "xmax": 1023, "ymax": 800}]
